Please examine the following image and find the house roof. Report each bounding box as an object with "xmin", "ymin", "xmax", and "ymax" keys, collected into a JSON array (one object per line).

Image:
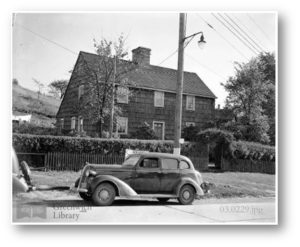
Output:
[{"xmin": 80, "ymin": 51, "xmax": 216, "ymax": 99}]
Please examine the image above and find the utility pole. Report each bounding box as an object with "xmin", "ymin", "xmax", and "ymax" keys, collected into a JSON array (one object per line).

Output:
[
  {"xmin": 173, "ymin": 13, "xmax": 186, "ymax": 155},
  {"xmin": 109, "ymin": 55, "xmax": 116, "ymax": 138}
]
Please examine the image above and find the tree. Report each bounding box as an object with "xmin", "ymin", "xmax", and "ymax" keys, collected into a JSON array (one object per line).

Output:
[
  {"xmin": 77, "ymin": 34, "xmax": 136, "ymax": 137},
  {"xmin": 131, "ymin": 122, "xmax": 158, "ymax": 140},
  {"xmin": 222, "ymin": 52, "xmax": 275, "ymax": 144},
  {"xmin": 32, "ymin": 78, "xmax": 44, "ymax": 101},
  {"xmin": 48, "ymin": 79, "xmax": 68, "ymax": 99}
]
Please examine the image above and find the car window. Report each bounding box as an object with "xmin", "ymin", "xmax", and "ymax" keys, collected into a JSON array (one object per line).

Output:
[
  {"xmin": 161, "ymin": 158, "xmax": 178, "ymax": 170},
  {"xmin": 140, "ymin": 158, "xmax": 159, "ymax": 169},
  {"xmin": 179, "ymin": 160, "xmax": 190, "ymax": 169},
  {"xmin": 122, "ymin": 155, "xmax": 140, "ymax": 167}
]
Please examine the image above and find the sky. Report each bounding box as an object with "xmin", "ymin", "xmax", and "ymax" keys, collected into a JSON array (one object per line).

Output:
[{"xmin": 12, "ymin": 12, "xmax": 276, "ymax": 107}]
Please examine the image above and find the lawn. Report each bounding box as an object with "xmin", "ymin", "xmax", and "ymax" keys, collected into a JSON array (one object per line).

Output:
[{"xmin": 28, "ymin": 171, "xmax": 275, "ymax": 199}]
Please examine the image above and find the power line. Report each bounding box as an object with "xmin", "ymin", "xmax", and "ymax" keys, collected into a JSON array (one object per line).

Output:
[
  {"xmin": 195, "ymin": 14, "xmax": 248, "ymax": 60},
  {"xmin": 217, "ymin": 13, "xmax": 261, "ymax": 54},
  {"xmin": 212, "ymin": 13, "xmax": 258, "ymax": 56},
  {"xmin": 15, "ymin": 23, "xmax": 78, "ymax": 56},
  {"xmin": 224, "ymin": 13, "xmax": 266, "ymax": 52},
  {"xmin": 230, "ymin": 14, "xmax": 268, "ymax": 52},
  {"xmin": 247, "ymin": 13, "xmax": 273, "ymax": 45},
  {"xmin": 185, "ymin": 52, "xmax": 227, "ymax": 81}
]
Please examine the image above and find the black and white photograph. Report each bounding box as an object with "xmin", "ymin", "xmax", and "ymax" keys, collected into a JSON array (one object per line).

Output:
[{"xmin": 11, "ymin": 12, "xmax": 277, "ymax": 225}]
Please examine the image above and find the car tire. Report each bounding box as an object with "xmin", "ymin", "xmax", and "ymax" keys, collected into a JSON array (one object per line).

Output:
[
  {"xmin": 178, "ymin": 185, "xmax": 195, "ymax": 205},
  {"xmin": 79, "ymin": 192, "xmax": 92, "ymax": 201},
  {"xmin": 92, "ymin": 183, "xmax": 116, "ymax": 206},
  {"xmin": 157, "ymin": 198, "xmax": 170, "ymax": 203}
]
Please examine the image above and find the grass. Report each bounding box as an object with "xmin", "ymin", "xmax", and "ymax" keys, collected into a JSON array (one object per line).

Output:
[
  {"xmin": 12, "ymin": 84, "xmax": 60, "ymax": 126},
  {"xmin": 28, "ymin": 171, "xmax": 275, "ymax": 199}
]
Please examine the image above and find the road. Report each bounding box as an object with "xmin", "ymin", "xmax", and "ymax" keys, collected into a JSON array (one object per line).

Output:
[{"xmin": 13, "ymin": 195, "xmax": 276, "ymax": 224}]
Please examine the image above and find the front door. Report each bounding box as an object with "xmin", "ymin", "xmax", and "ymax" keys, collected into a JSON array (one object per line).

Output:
[
  {"xmin": 131, "ymin": 157, "xmax": 161, "ymax": 193},
  {"xmin": 153, "ymin": 122, "xmax": 164, "ymax": 140}
]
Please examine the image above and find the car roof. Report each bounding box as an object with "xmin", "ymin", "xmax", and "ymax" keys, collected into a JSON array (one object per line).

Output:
[{"xmin": 129, "ymin": 152, "xmax": 190, "ymax": 161}]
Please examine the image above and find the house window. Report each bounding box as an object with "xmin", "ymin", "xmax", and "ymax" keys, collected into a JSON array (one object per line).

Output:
[
  {"xmin": 154, "ymin": 91, "xmax": 164, "ymax": 107},
  {"xmin": 117, "ymin": 117, "xmax": 128, "ymax": 134},
  {"xmin": 78, "ymin": 85, "xmax": 84, "ymax": 99},
  {"xmin": 153, "ymin": 121, "xmax": 165, "ymax": 140},
  {"xmin": 117, "ymin": 86, "xmax": 129, "ymax": 103},
  {"xmin": 186, "ymin": 95, "xmax": 195, "ymax": 111},
  {"xmin": 186, "ymin": 122, "xmax": 195, "ymax": 127},
  {"xmin": 60, "ymin": 118, "xmax": 64, "ymax": 129},
  {"xmin": 78, "ymin": 116, "xmax": 84, "ymax": 132},
  {"xmin": 71, "ymin": 117, "xmax": 76, "ymax": 130}
]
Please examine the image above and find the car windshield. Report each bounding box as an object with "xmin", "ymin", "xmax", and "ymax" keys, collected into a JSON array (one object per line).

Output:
[{"xmin": 122, "ymin": 155, "xmax": 140, "ymax": 167}]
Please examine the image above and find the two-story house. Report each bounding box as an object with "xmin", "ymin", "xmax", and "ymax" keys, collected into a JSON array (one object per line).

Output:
[{"xmin": 56, "ymin": 46, "xmax": 216, "ymax": 140}]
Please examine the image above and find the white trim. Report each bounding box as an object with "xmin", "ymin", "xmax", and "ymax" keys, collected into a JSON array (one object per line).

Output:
[
  {"xmin": 78, "ymin": 85, "xmax": 84, "ymax": 99},
  {"xmin": 152, "ymin": 121, "xmax": 165, "ymax": 140},
  {"xmin": 117, "ymin": 116, "xmax": 128, "ymax": 135},
  {"xmin": 154, "ymin": 91, "xmax": 164, "ymax": 107},
  {"xmin": 186, "ymin": 95, "xmax": 195, "ymax": 111},
  {"xmin": 71, "ymin": 117, "xmax": 76, "ymax": 130}
]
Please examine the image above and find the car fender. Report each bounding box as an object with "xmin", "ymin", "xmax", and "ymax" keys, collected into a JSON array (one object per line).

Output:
[
  {"xmin": 175, "ymin": 177, "xmax": 204, "ymax": 197},
  {"xmin": 90, "ymin": 175, "xmax": 138, "ymax": 197}
]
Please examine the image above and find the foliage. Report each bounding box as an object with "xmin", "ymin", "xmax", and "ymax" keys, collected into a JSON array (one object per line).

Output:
[
  {"xmin": 13, "ymin": 122, "xmax": 59, "ymax": 136},
  {"xmin": 130, "ymin": 122, "xmax": 158, "ymax": 140},
  {"xmin": 229, "ymin": 140, "xmax": 275, "ymax": 161},
  {"xmin": 182, "ymin": 125, "xmax": 200, "ymax": 141},
  {"xmin": 197, "ymin": 128, "xmax": 235, "ymax": 145},
  {"xmin": 77, "ymin": 34, "xmax": 137, "ymax": 137},
  {"xmin": 222, "ymin": 52, "xmax": 275, "ymax": 144},
  {"xmin": 48, "ymin": 79, "xmax": 68, "ymax": 99},
  {"xmin": 12, "ymin": 133, "xmax": 207, "ymax": 157}
]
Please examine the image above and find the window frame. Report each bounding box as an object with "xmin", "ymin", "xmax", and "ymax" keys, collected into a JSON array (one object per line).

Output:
[
  {"xmin": 154, "ymin": 91, "xmax": 164, "ymax": 107},
  {"xmin": 116, "ymin": 86, "xmax": 129, "ymax": 104},
  {"xmin": 186, "ymin": 95, "xmax": 195, "ymax": 111},
  {"xmin": 138, "ymin": 157, "xmax": 160, "ymax": 169},
  {"xmin": 71, "ymin": 117, "xmax": 76, "ymax": 130},
  {"xmin": 78, "ymin": 85, "xmax": 84, "ymax": 99},
  {"xmin": 78, "ymin": 116, "xmax": 84, "ymax": 132},
  {"xmin": 152, "ymin": 121, "xmax": 165, "ymax": 140},
  {"xmin": 161, "ymin": 158, "xmax": 179, "ymax": 170},
  {"xmin": 117, "ymin": 116, "xmax": 128, "ymax": 135},
  {"xmin": 60, "ymin": 118, "xmax": 64, "ymax": 129}
]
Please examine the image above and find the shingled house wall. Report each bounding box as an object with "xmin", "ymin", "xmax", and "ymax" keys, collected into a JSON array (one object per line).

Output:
[{"xmin": 56, "ymin": 49, "xmax": 216, "ymax": 140}]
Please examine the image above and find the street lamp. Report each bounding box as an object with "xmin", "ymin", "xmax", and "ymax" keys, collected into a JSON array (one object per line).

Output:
[{"xmin": 173, "ymin": 13, "xmax": 206, "ymax": 155}]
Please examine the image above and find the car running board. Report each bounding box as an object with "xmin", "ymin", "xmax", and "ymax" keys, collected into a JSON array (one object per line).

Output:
[{"xmin": 118, "ymin": 194, "xmax": 177, "ymax": 200}]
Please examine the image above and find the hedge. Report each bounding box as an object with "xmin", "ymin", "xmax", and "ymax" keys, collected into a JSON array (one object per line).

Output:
[
  {"xmin": 12, "ymin": 133, "xmax": 207, "ymax": 157},
  {"xmin": 229, "ymin": 140, "xmax": 275, "ymax": 161}
]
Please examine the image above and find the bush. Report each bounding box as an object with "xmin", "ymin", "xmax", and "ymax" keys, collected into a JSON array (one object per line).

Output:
[
  {"xmin": 182, "ymin": 125, "xmax": 200, "ymax": 141},
  {"xmin": 130, "ymin": 122, "xmax": 158, "ymax": 140},
  {"xmin": 197, "ymin": 128, "xmax": 235, "ymax": 144},
  {"xmin": 12, "ymin": 133, "xmax": 207, "ymax": 157},
  {"xmin": 229, "ymin": 140, "xmax": 275, "ymax": 161}
]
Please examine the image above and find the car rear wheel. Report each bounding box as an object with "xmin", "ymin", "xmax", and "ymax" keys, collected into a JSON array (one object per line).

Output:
[
  {"xmin": 92, "ymin": 183, "xmax": 116, "ymax": 206},
  {"xmin": 157, "ymin": 198, "xmax": 170, "ymax": 203},
  {"xmin": 178, "ymin": 185, "xmax": 195, "ymax": 205},
  {"xmin": 79, "ymin": 192, "xmax": 92, "ymax": 201}
]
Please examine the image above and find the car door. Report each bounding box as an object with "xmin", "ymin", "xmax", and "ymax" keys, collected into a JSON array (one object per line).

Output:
[
  {"xmin": 131, "ymin": 157, "xmax": 161, "ymax": 194},
  {"xmin": 159, "ymin": 158, "xmax": 180, "ymax": 193}
]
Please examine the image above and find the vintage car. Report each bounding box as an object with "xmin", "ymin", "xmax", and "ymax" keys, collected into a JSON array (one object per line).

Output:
[{"xmin": 75, "ymin": 152, "xmax": 209, "ymax": 206}]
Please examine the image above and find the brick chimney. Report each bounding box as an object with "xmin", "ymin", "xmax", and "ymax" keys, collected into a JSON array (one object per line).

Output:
[{"xmin": 132, "ymin": 47, "xmax": 151, "ymax": 66}]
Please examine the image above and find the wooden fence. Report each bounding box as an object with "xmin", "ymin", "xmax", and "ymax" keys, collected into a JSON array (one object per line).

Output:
[
  {"xmin": 221, "ymin": 158, "xmax": 275, "ymax": 174},
  {"xmin": 42, "ymin": 152, "xmax": 209, "ymax": 172}
]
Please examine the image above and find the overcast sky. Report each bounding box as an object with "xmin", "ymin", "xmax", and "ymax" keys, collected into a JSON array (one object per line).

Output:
[{"xmin": 12, "ymin": 12, "xmax": 276, "ymax": 107}]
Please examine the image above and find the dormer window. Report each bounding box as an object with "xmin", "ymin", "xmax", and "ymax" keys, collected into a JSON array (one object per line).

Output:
[{"xmin": 154, "ymin": 91, "xmax": 164, "ymax": 107}]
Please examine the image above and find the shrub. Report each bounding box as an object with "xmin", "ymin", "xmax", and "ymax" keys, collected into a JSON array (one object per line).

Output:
[
  {"xmin": 12, "ymin": 133, "xmax": 208, "ymax": 157},
  {"xmin": 182, "ymin": 125, "xmax": 200, "ymax": 141},
  {"xmin": 130, "ymin": 122, "xmax": 158, "ymax": 140},
  {"xmin": 229, "ymin": 140, "xmax": 275, "ymax": 161}
]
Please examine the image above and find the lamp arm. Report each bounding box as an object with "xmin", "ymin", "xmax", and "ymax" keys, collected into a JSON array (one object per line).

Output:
[{"xmin": 183, "ymin": 31, "xmax": 203, "ymax": 41}]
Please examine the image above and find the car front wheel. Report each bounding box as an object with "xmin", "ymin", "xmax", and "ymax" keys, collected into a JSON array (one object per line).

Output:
[
  {"xmin": 92, "ymin": 183, "xmax": 116, "ymax": 206},
  {"xmin": 178, "ymin": 185, "xmax": 195, "ymax": 205}
]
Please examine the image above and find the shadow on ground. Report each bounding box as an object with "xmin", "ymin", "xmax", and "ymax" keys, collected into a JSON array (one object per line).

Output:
[{"xmin": 19, "ymin": 199, "xmax": 179, "ymax": 208}]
